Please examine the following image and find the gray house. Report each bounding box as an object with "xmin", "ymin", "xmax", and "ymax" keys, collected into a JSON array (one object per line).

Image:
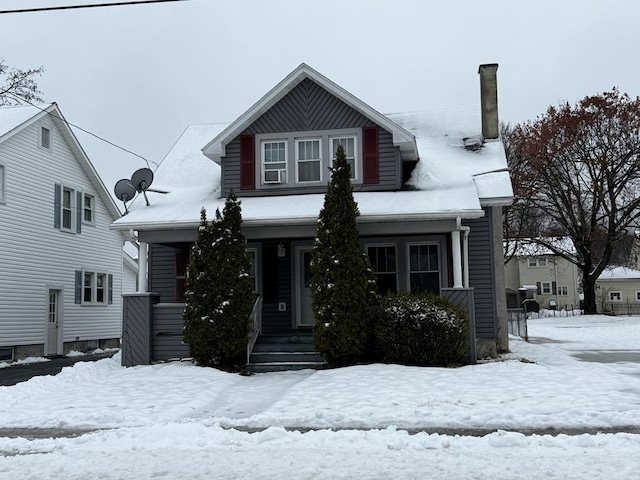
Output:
[{"xmin": 112, "ymin": 63, "xmax": 513, "ymax": 369}]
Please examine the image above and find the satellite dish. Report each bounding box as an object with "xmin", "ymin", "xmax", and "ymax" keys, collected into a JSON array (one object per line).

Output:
[
  {"xmin": 114, "ymin": 179, "xmax": 136, "ymax": 214},
  {"xmin": 131, "ymin": 168, "xmax": 154, "ymax": 192},
  {"xmin": 131, "ymin": 168, "xmax": 154, "ymax": 206}
]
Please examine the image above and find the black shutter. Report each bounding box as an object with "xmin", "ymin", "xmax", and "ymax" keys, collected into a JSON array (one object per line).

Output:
[
  {"xmin": 54, "ymin": 183, "xmax": 61, "ymax": 228},
  {"xmin": 76, "ymin": 191, "xmax": 83, "ymax": 233},
  {"xmin": 75, "ymin": 270, "xmax": 82, "ymax": 304},
  {"xmin": 552, "ymin": 282, "xmax": 557, "ymax": 294},
  {"xmin": 108, "ymin": 274, "xmax": 113, "ymax": 304},
  {"xmin": 536, "ymin": 282, "xmax": 541, "ymax": 295}
]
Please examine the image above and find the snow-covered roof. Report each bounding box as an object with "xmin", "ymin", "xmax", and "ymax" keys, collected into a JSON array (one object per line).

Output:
[
  {"xmin": 598, "ymin": 266, "xmax": 640, "ymax": 281},
  {"xmin": 112, "ymin": 74, "xmax": 512, "ymax": 231},
  {"xmin": 0, "ymin": 103, "xmax": 52, "ymax": 141},
  {"xmin": 508, "ymin": 238, "xmax": 577, "ymax": 257},
  {"xmin": 0, "ymin": 102, "xmax": 122, "ymax": 222}
]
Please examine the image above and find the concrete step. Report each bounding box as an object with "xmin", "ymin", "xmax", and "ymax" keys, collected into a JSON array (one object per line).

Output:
[
  {"xmin": 245, "ymin": 361, "xmax": 326, "ymax": 373},
  {"xmin": 249, "ymin": 351, "xmax": 324, "ymax": 364}
]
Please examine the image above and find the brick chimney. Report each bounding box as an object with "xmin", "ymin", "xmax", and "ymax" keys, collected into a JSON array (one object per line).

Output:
[{"xmin": 478, "ymin": 63, "xmax": 499, "ymax": 140}]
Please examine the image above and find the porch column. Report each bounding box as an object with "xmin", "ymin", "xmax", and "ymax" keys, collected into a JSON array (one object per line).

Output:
[
  {"xmin": 138, "ymin": 241, "xmax": 148, "ymax": 292},
  {"xmin": 452, "ymin": 230, "xmax": 463, "ymax": 288}
]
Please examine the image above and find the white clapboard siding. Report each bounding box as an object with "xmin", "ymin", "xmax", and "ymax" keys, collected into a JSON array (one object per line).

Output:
[{"xmin": 0, "ymin": 113, "xmax": 124, "ymax": 348}]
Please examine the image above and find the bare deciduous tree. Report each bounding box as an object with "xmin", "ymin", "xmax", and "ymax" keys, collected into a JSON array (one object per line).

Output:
[
  {"xmin": 0, "ymin": 59, "xmax": 44, "ymax": 106},
  {"xmin": 503, "ymin": 89, "xmax": 640, "ymax": 313}
]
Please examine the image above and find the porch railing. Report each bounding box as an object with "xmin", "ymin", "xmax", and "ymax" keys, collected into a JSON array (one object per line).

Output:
[{"xmin": 247, "ymin": 296, "xmax": 263, "ymax": 364}]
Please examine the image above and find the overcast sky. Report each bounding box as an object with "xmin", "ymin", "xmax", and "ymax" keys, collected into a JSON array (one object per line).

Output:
[{"xmin": 2, "ymin": 0, "xmax": 639, "ymax": 200}]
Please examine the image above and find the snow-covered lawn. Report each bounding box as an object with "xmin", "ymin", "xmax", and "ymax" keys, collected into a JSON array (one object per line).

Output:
[{"xmin": 1, "ymin": 315, "xmax": 639, "ymax": 479}]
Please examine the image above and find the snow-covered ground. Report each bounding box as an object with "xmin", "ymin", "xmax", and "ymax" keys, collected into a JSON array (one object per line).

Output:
[{"xmin": 1, "ymin": 315, "xmax": 639, "ymax": 479}]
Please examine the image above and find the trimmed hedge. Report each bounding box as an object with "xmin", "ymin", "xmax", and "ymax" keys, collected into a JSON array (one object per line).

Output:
[{"xmin": 375, "ymin": 293, "xmax": 469, "ymax": 366}]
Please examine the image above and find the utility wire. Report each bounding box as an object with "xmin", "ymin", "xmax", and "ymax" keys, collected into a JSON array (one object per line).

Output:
[
  {"xmin": 7, "ymin": 91, "xmax": 157, "ymax": 167},
  {"xmin": 0, "ymin": 0, "xmax": 189, "ymax": 15}
]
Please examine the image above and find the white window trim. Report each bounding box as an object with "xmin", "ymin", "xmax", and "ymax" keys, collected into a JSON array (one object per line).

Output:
[
  {"xmin": 83, "ymin": 193, "xmax": 96, "ymax": 225},
  {"xmin": 558, "ymin": 285, "xmax": 568, "ymax": 296},
  {"xmin": 541, "ymin": 281, "xmax": 553, "ymax": 295},
  {"xmin": 406, "ymin": 242, "xmax": 441, "ymax": 293},
  {"xmin": 261, "ymin": 139, "xmax": 288, "ymax": 185},
  {"xmin": 255, "ymin": 128, "xmax": 362, "ymax": 188},
  {"xmin": 330, "ymin": 134, "xmax": 359, "ymax": 181},
  {"xmin": 82, "ymin": 270, "xmax": 108, "ymax": 305},
  {"xmin": 0, "ymin": 161, "xmax": 6, "ymax": 204},
  {"xmin": 39, "ymin": 124, "xmax": 52, "ymax": 151},
  {"xmin": 609, "ymin": 291, "xmax": 622, "ymax": 303},
  {"xmin": 295, "ymin": 137, "xmax": 322, "ymax": 183},
  {"xmin": 635, "ymin": 291, "xmax": 640, "ymax": 302}
]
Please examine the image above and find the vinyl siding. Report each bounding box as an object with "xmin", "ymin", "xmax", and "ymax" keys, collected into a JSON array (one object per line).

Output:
[
  {"xmin": 149, "ymin": 244, "xmax": 178, "ymax": 303},
  {"xmin": 222, "ymin": 78, "xmax": 400, "ymax": 196},
  {"xmin": 0, "ymin": 119, "xmax": 123, "ymax": 348},
  {"xmin": 466, "ymin": 210, "xmax": 497, "ymax": 338}
]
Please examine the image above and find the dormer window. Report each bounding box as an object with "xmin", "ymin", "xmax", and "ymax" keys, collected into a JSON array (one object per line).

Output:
[
  {"xmin": 296, "ymin": 138, "xmax": 321, "ymax": 182},
  {"xmin": 255, "ymin": 128, "xmax": 366, "ymax": 189},
  {"xmin": 331, "ymin": 136, "xmax": 357, "ymax": 180},
  {"xmin": 262, "ymin": 140, "xmax": 287, "ymax": 184}
]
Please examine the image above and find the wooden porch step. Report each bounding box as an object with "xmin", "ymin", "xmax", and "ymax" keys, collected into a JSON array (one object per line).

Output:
[{"xmin": 245, "ymin": 361, "xmax": 326, "ymax": 373}]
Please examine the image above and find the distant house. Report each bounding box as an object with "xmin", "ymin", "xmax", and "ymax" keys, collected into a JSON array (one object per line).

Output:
[
  {"xmin": 0, "ymin": 103, "xmax": 130, "ymax": 361},
  {"xmin": 112, "ymin": 63, "xmax": 513, "ymax": 369},
  {"xmin": 504, "ymin": 240, "xmax": 581, "ymax": 311},
  {"xmin": 596, "ymin": 266, "xmax": 640, "ymax": 315}
]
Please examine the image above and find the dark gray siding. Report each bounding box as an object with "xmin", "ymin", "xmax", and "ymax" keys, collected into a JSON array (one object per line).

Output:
[
  {"xmin": 245, "ymin": 78, "xmax": 372, "ymax": 133},
  {"xmin": 466, "ymin": 209, "xmax": 497, "ymax": 338},
  {"xmin": 121, "ymin": 293, "xmax": 158, "ymax": 366},
  {"xmin": 149, "ymin": 244, "xmax": 177, "ymax": 303},
  {"xmin": 223, "ymin": 78, "xmax": 400, "ymax": 196},
  {"xmin": 152, "ymin": 304, "xmax": 189, "ymax": 361}
]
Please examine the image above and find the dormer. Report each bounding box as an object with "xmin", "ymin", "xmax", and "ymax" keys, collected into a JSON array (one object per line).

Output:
[{"xmin": 202, "ymin": 64, "xmax": 418, "ymax": 197}]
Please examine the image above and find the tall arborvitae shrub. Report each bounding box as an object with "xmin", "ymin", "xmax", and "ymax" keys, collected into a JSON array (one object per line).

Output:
[
  {"xmin": 310, "ymin": 145, "xmax": 378, "ymax": 366},
  {"xmin": 183, "ymin": 192, "xmax": 255, "ymax": 368}
]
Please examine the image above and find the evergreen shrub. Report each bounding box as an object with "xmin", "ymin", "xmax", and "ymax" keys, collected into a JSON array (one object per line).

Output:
[
  {"xmin": 375, "ymin": 293, "xmax": 469, "ymax": 366},
  {"xmin": 183, "ymin": 192, "xmax": 254, "ymax": 369}
]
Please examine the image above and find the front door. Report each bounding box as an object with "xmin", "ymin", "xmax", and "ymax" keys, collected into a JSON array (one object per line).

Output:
[
  {"xmin": 296, "ymin": 247, "xmax": 315, "ymax": 327},
  {"xmin": 45, "ymin": 290, "xmax": 61, "ymax": 356}
]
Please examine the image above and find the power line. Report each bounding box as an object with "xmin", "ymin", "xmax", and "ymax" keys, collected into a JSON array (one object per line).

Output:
[
  {"xmin": 7, "ymin": 92, "xmax": 157, "ymax": 168},
  {"xmin": 0, "ymin": 0, "xmax": 189, "ymax": 15}
]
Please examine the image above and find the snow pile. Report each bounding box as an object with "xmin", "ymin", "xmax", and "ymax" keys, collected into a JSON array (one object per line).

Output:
[{"xmin": 1, "ymin": 315, "xmax": 639, "ymax": 478}]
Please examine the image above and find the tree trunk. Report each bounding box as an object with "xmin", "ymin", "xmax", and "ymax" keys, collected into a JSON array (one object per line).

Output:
[{"xmin": 581, "ymin": 270, "xmax": 598, "ymax": 314}]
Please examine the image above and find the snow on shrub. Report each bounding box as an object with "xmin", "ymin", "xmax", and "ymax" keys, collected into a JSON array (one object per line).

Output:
[{"xmin": 375, "ymin": 293, "xmax": 469, "ymax": 366}]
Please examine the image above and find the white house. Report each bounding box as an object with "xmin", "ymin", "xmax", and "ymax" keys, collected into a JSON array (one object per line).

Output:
[
  {"xmin": 596, "ymin": 266, "xmax": 640, "ymax": 315},
  {"xmin": 0, "ymin": 103, "xmax": 127, "ymax": 361}
]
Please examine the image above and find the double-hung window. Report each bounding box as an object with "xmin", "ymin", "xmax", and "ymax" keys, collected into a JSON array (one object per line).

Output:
[
  {"xmin": 0, "ymin": 163, "xmax": 5, "ymax": 204},
  {"xmin": 367, "ymin": 245, "xmax": 397, "ymax": 295},
  {"xmin": 541, "ymin": 281, "xmax": 552, "ymax": 294},
  {"xmin": 262, "ymin": 140, "xmax": 287, "ymax": 184},
  {"xmin": 408, "ymin": 243, "xmax": 440, "ymax": 293},
  {"xmin": 558, "ymin": 286, "xmax": 568, "ymax": 296},
  {"xmin": 296, "ymin": 139, "xmax": 321, "ymax": 182},
  {"xmin": 62, "ymin": 187, "xmax": 74, "ymax": 231},
  {"xmin": 83, "ymin": 194, "xmax": 95, "ymax": 224},
  {"xmin": 83, "ymin": 271, "xmax": 107, "ymax": 304},
  {"xmin": 331, "ymin": 136, "xmax": 357, "ymax": 180},
  {"xmin": 609, "ymin": 291, "xmax": 622, "ymax": 302}
]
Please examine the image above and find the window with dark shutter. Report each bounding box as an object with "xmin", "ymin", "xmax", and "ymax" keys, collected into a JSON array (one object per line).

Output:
[
  {"xmin": 362, "ymin": 126, "xmax": 379, "ymax": 184},
  {"xmin": 240, "ymin": 135, "xmax": 255, "ymax": 190}
]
